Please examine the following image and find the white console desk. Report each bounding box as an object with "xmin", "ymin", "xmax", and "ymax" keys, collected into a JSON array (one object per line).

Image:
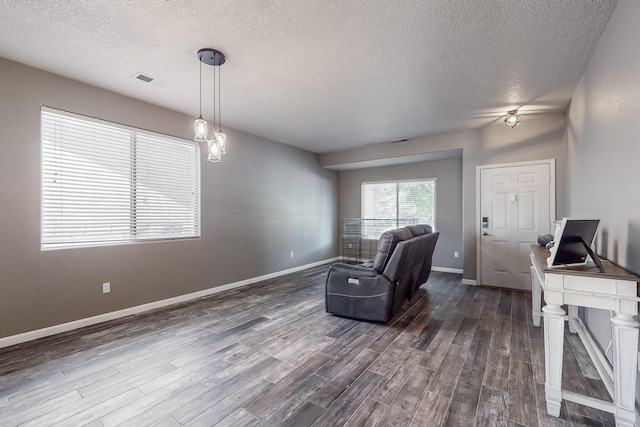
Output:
[{"xmin": 530, "ymin": 245, "xmax": 640, "ymax": 427}]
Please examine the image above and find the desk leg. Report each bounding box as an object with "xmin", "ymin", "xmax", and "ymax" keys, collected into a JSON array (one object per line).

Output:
[
  {"xmin": 611, "ymin": 313, "xmax": 639, "ymax": 427},
  {"xmin": 531, "ymin": 266, "xmax": 541, "ymax": 327},
  {"xmin": 543, "ymin": 303, "xmax": 566, "ymax": 417},
  {"xmin": 568, "ymin": 305, "xmax": 578, "ymax": 334}
]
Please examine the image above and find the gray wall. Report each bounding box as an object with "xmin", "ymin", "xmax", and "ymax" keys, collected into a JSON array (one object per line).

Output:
[
  {"xmin": 338, "ymin": 157, "xmax": 463, "ymax": 270},
  {"xmin": 321, "ymin": 115, "xmax": 566, "ymax": 282},
  {"xmin": 0, "ymin": 57, "xmax": 339, "ymax": 339},
  {"xmin": 564, "ymin": 0, "xmax": 640, "ymax": 397}
]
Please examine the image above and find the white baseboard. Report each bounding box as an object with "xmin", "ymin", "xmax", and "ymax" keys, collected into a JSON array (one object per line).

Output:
[
  {"xmin": 0, "ymin": 257, "xmax": 340, "ymax": 350},
  {"xmin": 432, "ymin": 266, "xmax": 463, "ymax": 274},
  {"xmin": 461, "ymin": 278, "xmax": 477, "ymax": 286}
]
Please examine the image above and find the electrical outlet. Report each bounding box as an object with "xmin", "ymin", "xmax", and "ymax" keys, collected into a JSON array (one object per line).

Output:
[
  {"xmin": 102, "ymin": 282, "xmax": 110, "ymax": 294},
  {"xmin": 454, "ymin": 251, "xmax": 459, "ymax": 258},
  {"xmin": 290, "ymin": 251, "xmax": 294, "ymax": 258}
]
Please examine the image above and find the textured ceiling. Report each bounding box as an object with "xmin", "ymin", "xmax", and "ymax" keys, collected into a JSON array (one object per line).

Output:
[{"xmin": 0, "ymin": 0, "xmax": 616, "ymax": 153}]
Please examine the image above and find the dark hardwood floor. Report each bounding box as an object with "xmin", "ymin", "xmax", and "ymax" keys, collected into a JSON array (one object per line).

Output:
[{"xmin": 0, "ymin": 265, "xmax": 614, "ymax": 426}]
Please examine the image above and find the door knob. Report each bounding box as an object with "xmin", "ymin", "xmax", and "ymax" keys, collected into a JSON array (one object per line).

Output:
[{"xmin": 482, "ymin": 231, "xmax": 493, "ymax": 236}]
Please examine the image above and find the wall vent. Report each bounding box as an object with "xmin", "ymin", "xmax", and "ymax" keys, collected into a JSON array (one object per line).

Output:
[{"xmin": 131, "ymin": 72, "xmax": 170, "ymax": 88}]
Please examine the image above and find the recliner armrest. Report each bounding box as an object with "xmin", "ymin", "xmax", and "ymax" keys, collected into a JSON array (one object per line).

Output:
[
  {"xmin": 328, "ymin": 263, "xmax": 378, "ymax": 277},
  {"xmin": 325, "ymin": 263, "xmax": 395, "ymax": 322},
  {"xmin": 326, "ymin": 264, "xmax": 394, "ymax": 296}
]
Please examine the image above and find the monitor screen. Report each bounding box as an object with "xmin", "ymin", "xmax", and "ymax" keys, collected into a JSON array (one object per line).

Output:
[{"xmin": 547, "ymin": 218, "xmax": 601, "ymax": 270}]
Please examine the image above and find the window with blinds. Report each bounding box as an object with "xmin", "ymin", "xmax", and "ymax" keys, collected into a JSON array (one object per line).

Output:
[
  {"xmin": 41, "ymin": 108, "xmax": 200, "ymax": 250},
  {"xmin": 361, "ymin": 179, "xmax": 436, "ymax": 237}
]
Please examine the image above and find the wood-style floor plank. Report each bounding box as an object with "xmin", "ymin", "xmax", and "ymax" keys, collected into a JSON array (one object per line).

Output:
[
  {"xmin": 379, "ymin": 365, "xmax": 434, "ymax": 427},
  {"xmin": 410, "ymin": 390, "xmax": 451, "ymax": 427},
  {"xmin": 245, "ymin": 351, "xmax": 330, "ymax": 416},
  {"xmin": 512, "ymin": 323, "xmax": 533, "ymax": 363},
  {"xmin": 484, "ymin": 347, "xmax": 511, "ymax": 392},
  {"xmin": 343, "ymin": 397, "xmax": 389, "ymax": 427},
  {"xmin": 280, "ymin": 401, "xmax": 325, "ymax": 427},
  {"xmin": 368, "ymin": 348, "xmax": 422, "ymax": 404},
  {"xmin": 310, "ymin": 348, "xmax": 379, "ymax": 409},
  {"xmin": 0, "ymin": 267, "xmax": 613, "ymax": 427},
  {"xmin": 428, "ymin": 344, "xmax": 468, "ymax": 399},
  {"xmin": 476, "ymin": 385, "xmax": 508, "ymax": 426},
  {"xmin": 508, "ymin": 359, "xmax": 538, "ymax": 427},
  {"xmin": 566, "ymin": 334, "xmax": 600, "ymax": 380},
  {"xmin": 246, "ymin": 374, "xmax": 327, "ymax": 427},
  {"xmin": 118, "ymin": 383, "xmax": 211, "ymax": 427},
  {"xmin": 215, "ymin": 408, "xmax": 256, "ymax": 427},
  {"xmin": 182, "ymin": 377, "xmax": 272, "ymax": 426},
  {"xmin": 451, "ymin": 316, "xmax": 479, "ymax": 347},
  {"xmin": 312, "ymin": 369, "xmax": 383, "ymax": 427},
  {"xmin": 445, "ymin": 328, "xmax": 491, "ymax": 426},
  {"xmin": 418, "ymin": 328, "xmax": 456, "ymax": 371}
]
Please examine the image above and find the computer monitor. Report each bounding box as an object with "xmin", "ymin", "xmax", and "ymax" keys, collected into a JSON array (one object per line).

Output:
[{"xmin": 547, "ymin": 218, "xmax": 604, "ymax": 273}]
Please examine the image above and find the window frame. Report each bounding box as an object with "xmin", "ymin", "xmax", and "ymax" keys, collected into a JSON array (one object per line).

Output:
[
  {"xmin": 361, "ymin": 178, "xmax": 437, "ymax": 230},
  {"xmin": 40, "ymin": 106, "xmax": 201, "ymax": 250}
]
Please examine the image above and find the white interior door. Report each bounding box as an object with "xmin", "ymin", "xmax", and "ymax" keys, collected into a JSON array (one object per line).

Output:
[{"xmin": 479, "ymin": 161, "xmax": 554, "ymax": 290}]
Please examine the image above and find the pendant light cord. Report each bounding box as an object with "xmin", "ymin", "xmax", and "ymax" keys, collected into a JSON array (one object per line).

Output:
[
  {"xmin": 199, "ymin": 59, "xmax": 202, "ymax": 118},
  {"xmin": 213, "ymin": 60, "xmax": 217, "ymax": 131},
  {"xmin": 218, "ymin": 64, "xmax": 222, "ymax": 132}
]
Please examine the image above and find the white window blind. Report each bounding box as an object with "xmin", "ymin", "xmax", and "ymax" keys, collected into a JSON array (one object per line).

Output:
[
  {"xmin": 362, "ymin": 179, "xmax": 436, "ymax": 237},
  {"xmin": 41, "ymin": 108, "xmax": 200, "ymax": 249}
]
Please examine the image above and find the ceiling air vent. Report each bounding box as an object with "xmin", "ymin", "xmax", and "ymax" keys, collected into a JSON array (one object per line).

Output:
[
  {"xmin": 390, "ymin": 138, "xmax": 410, "ymax": 143},
  {"xmin": 131, "ymin": 72, "xmax": 170, "ymax": 88},
  {"xmin": 135, "ymin": 74, "xmax": 153, "ymax": 83}
]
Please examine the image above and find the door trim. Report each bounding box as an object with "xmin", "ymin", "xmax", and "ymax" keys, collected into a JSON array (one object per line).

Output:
[{"xmin": 475, "ymin": 159, "xmax": 556, "ymax": 287}]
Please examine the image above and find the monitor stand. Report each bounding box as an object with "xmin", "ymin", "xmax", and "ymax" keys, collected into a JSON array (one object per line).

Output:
[{"xmin": 581, "ymin": 238, "xmax": 605, "ymax": 273}]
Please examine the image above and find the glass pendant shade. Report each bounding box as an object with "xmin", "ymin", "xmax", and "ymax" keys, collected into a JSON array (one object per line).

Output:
[
  {"xmin": 207, "ymin": 139, "xmax": 222, "ymax": 163},
  {"xmin": 194, "ymin": 116, "xmax": 209, "ymax": 142},
  {"xmin": 504, "ymin": 111, "xmax": 520, "ymax": 128},
  {"xmin": 215, "ymin": 131, "xmax": 227, "ymax": 154}
]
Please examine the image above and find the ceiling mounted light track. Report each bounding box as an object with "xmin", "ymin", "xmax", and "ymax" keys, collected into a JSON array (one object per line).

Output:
[{"xmin": 194, "ymin": 48, "xmax": 227, "ymax": 163}]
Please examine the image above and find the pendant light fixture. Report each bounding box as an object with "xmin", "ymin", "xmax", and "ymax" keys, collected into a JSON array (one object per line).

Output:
[
  {"xmin": 195, "ymin": 48, "xmax": 226, "ymax": 162},
  {"xmin": 213, "ymin": 62, "xmax": 227, "ymax": 154},
  {"xmin": 207, "ymin": 138, "xmax": 222, "ymax": 163},
  {"xmin": 193, "ymin": 58, "xmax": 208, "ymax": 142},
  {"xmin": 504, "ymin": 109, "xmax": 521, "ymax": 128}
]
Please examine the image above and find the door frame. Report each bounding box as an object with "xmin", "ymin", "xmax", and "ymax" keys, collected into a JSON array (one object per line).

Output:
[{"xmin": 475, "ymin": 159, "xmax": 556, "ymax": 287}]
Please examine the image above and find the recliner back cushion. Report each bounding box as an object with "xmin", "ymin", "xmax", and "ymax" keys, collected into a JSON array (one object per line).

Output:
[
  {"xmin": 418, "ymin": 224, "xmax": 433, "ymax": 234},
  {"xmin": 371, "ymin": 228, "xmax": 413, "ymax": 273},
  {"xmin": 406, "ymin": 225, "xmax": 425, "ymax": 237},
  {"xmin": 385, "ymin": 237, "xmax": 424, "ymax": 293},
  {"xmin": 416, "ymin": 232, "xmax": 439, "ymax": 287}
]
